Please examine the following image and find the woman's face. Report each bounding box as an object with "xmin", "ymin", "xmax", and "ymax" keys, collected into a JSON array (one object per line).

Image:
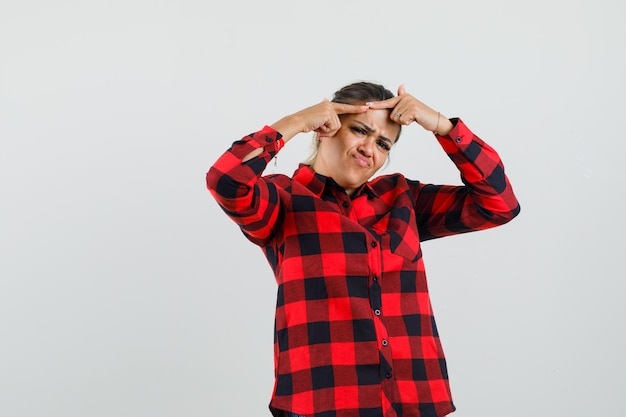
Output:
[{"xmin": 312, "ymin": 109, "xmax": 400, "ymax": 195}]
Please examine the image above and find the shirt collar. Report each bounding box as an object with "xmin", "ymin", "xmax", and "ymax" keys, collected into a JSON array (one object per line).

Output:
[{"xmin": 292, "ymin": 164, "xmax": 380, "ymax": 199}]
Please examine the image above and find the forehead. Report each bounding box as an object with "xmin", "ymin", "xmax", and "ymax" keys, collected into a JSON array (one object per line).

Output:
[{"xmin": 346, "ymin": 110, "xmax": 401, "ymax": 142}]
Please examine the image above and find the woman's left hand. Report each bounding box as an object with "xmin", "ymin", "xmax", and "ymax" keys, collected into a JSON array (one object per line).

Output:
[{"xmin": 367, "ymin": 85, "xmax": 453, "ymax": 135}]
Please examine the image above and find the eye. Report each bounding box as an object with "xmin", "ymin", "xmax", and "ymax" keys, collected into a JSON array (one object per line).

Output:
[
  {"xmin": 351, "ymin": 126, "xmax": 367, "ymax": 135},
  {"xmin": 377, "ymin": 140, "xmax": 391, "ymax": 152}
]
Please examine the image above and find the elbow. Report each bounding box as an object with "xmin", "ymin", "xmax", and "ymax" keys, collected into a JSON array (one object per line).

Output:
[
  {"xmin": 206, "ymin": 170, "xmax": 216, "ymax": 193},
  {"xmin": 487, "ymin": 202, "xmax": 521, "ymax": 226},
  {"xmin": 206, "ymin": 167, "xmax": 242, "ymax": 200},
  {"xmin": 206, "ymin": 166, "xmax": 223, "ymax": 194}
]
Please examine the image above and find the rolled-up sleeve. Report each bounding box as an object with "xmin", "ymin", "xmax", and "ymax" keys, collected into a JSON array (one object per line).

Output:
[
  {"xmin": 206, "ymin": 126, "xmax": 285, "ymax": 244},
  {"xmin": 413, "ymin": 118, "xmax": 521, "ymax": 240}
]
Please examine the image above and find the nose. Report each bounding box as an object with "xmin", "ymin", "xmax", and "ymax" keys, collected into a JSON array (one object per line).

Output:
[{"xmin": 357, "ymin": 137, "xmax": 375, "ymax": 157}]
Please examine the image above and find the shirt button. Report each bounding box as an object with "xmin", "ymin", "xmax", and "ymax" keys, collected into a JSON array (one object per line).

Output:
[
  {"xmin": 382, "ymin": 339, "xmax": 388, "ymax": 346},
  {"xmin": 385, "ymin": 372, "xmax": 392, "ymax": 379},
  {"xmin": 372, "ymin": 276, "xmax": 378, "ymax": 282},
  {"xmin": 371, "ymin": 241, "xmax": 377, "ymax": 248},
  {"xmin": 342, "ymin": 201, "xmax": 349, "ymax": 208},
  {"xmin": 455, "ymin": 137, "xmax": 462, "ymax": 143},
  {"xmin": 266, "ymin": 137, "xmax": 273, "ymax": 142},
  {"xmin": 374, "ymin": 309, "xmax": 381, "ymax": 316}
]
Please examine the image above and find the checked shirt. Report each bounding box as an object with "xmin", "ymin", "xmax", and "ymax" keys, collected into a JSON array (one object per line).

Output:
[{"xmin": 206, "ymin": 119, "xmax": 520, "ymax": 417}]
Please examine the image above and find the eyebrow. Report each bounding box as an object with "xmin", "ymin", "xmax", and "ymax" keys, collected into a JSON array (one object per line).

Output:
[{"xmin": 354, "ymin": 121, "xmax": 394, "ymax": 146}]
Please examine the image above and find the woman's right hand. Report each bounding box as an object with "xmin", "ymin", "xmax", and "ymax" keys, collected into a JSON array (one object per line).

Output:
[{"xmin": 271, "ymin": 99, "xmax": 369, "ymax": 143}]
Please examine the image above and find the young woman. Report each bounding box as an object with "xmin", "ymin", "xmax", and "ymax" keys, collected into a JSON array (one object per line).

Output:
[{"xmin": 206, "ymin": 82, "xmax": 520, "ymax": 417}]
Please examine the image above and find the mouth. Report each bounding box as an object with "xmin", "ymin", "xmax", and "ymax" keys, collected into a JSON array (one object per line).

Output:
[{"xmin": 352, "ymin": 153, "xmax": 371, "ymax": 168}]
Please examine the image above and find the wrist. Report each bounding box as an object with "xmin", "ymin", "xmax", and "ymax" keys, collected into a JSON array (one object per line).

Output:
[
  {"xmin": 434, "ymin": 113, "xmax": 453, "ymax": 136},
  {"xmin": 270, "ymin": 115, "xmax": 302, "ymax": 143}
]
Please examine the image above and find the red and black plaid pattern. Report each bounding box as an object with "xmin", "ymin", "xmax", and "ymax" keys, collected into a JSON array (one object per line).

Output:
[{"xmin": 206, "ymin": 120, "xmax": 520, "ymax": 417}]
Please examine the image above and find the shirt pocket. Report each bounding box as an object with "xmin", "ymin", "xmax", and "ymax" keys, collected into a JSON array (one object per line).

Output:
[{"xmin": 371, "ymin": 209, "xmax": 421, "ymax": 263}]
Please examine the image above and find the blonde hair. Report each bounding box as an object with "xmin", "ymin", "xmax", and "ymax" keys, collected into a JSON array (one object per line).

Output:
[{"xmin": 303, "ymin": 133, "xmax": 321, "ymax": 166}]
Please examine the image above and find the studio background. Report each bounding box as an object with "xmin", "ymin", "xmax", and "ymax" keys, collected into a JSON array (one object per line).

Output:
[{"xmin": 1, "ymin": 1, "xmax": 624, "ymax": 416}]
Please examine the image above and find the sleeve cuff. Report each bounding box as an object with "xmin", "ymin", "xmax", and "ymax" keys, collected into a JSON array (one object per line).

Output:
[
  {"xmin": 437, "ymin": 118, "xmax": 473, "ymax": 148},
  {"xmin": 248, "ymin": 125, "xmax": 284, "ymax": 152}
]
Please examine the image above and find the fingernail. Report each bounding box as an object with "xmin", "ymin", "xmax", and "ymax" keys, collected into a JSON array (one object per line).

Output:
[{"xmin": 365, "ymin": 102, "xmax": 373, "ymax": 106}]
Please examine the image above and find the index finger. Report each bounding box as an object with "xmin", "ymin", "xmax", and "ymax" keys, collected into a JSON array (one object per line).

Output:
[
  {"xmin": 365, "ymin": 96, "xmax": 401, "ymax": 110},
  {"xmin": 331, "ymin": 102, "xmax": 370, "ymax": 115}
]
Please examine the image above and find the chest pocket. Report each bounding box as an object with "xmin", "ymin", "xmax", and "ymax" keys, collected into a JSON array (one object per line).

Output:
[{"xmin": 371, "ymin": 205, "xmax": 421, "ymax": 263}]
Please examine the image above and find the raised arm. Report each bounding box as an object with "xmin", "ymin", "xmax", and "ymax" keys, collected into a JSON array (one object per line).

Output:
[
  {"xmin": 368, "ymin": 86, "xmax": 520, "ymax": 240},
  {"xmin": 206, "ymin": 100, "xmax": 369, "ymax": 245},
  {"xmin": 206, "ymin": 126, "xmax": 284, "ymax": 245}
]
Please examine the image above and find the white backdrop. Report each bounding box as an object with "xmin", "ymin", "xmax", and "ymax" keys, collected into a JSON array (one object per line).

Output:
[{"xmin": 2, "ymin": 1, "xmax": 624, "ymax": 416}]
